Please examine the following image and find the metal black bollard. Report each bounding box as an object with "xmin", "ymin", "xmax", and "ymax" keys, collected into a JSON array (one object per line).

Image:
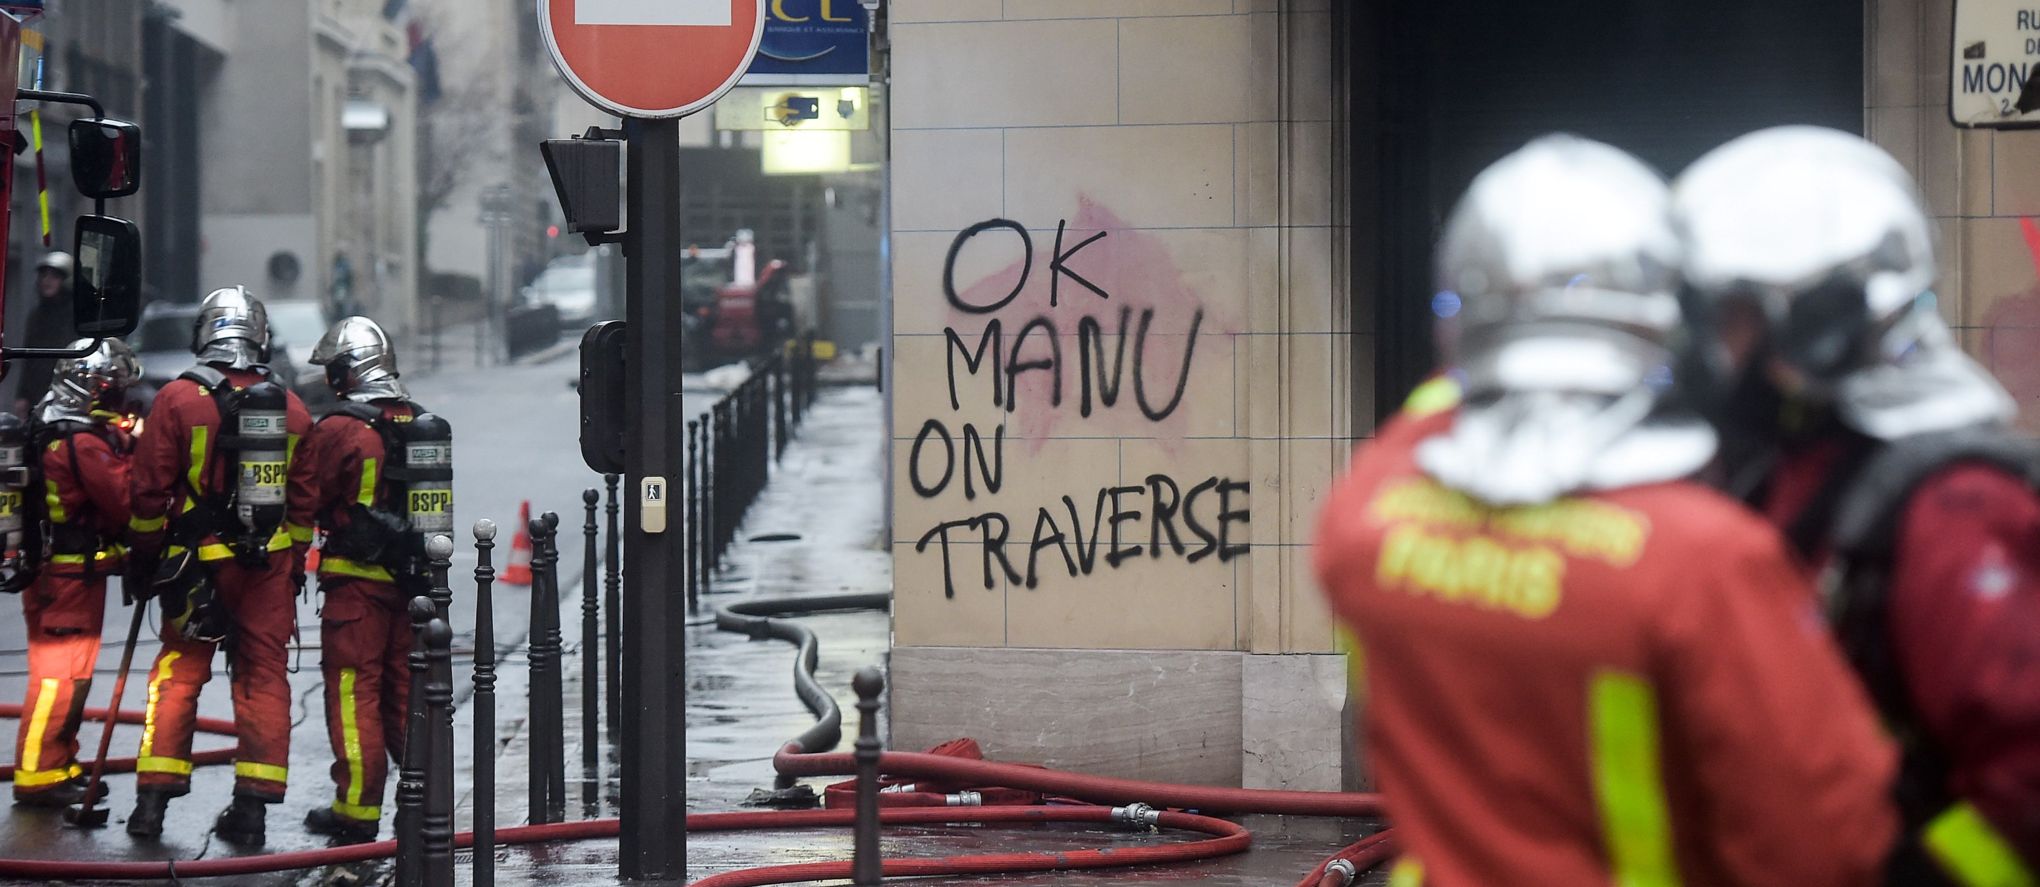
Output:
[
  {"xmin": 685, "ymin": 421, "xmax": 700, "ymax": 610},
  {"xmin": 471, "ymin": 520, "xmax": 499, "ymax": 887},
  {"xmin": 538, "ymin": 511, "xmax": 568, "ymax": 823},
  {"xmin": 603, "ymin": 474, "xmax": 622, "ymax": 740},
  {"xmin": 852, "ymin": 666, "xmax": 885, "ymax": 886},
  {"xmin": 773, "ymin": 354, "xmax": 789, "ymax": 461},
  {"xmin": 423, "ymin": 610, "xmax": 457, "ymax": 886},
  {"xmin": 527, "ymin": 515, "xmax": 559, "ymax": 825},
  {"xmin": 394, "ymin": 596, "xmax": 434, "ymax": 886},
  {"xmin": 581, "ymin": 489, "xmax": 601, "ymax": 811},
  {"xmin": 426, "ymin": 533, "xmax": 455, "ymax": 635}
]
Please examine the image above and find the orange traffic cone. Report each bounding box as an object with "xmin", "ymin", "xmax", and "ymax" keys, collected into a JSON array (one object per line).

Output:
[{"xmin": 500, "ymin": 500, "xmax": 534, "ymax": 586}]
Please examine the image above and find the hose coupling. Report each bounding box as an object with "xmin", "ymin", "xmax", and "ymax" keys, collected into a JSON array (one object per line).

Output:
[
  {"xmin": 880, "ymin": 783, "xmax": 919, "ymax": 794},
  {"xmin": 1111, "ymin": 802, "xmax": 1161, "ymax": 828},
  {"xmin": 1324, "ymin": 858, "xmax": 1357, "ymax": 885},
  {"xmin": 944, "ymin": 791, "xmax": 982, "ymax": 807}
]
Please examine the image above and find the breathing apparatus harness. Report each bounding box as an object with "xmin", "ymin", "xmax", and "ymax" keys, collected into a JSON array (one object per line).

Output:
[
  {"xmin": 155, "ymin": 365, "xmax": 291, "ymax": 645},
  {"xmin": 316, "ymin": 400, "xmax": 453, "ymax": 594}
]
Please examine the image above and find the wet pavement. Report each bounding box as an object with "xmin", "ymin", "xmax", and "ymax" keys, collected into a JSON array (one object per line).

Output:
[{"xmin": 0, "ymin": 359, "xmax": 1387, "ymax": 884}]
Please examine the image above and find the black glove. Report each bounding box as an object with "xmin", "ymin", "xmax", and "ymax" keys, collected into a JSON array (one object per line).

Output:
[{"xmin": 123, "ymin": 552, "xmax": 161, "ymax": 604}]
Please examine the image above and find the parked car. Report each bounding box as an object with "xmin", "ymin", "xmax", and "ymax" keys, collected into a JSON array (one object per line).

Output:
[
  {"xmin": 523, "ymin": 254, "xmax": 599, "ymax": 328},
  {"xmin": 126, "ymin": 301, "xmax": 311, "ymax": 413}
]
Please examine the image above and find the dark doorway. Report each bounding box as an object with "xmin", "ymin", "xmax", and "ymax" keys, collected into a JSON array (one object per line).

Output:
[{"xmin": 1348, "ymin": 0, "xmax": 1865, "ymax": 422}]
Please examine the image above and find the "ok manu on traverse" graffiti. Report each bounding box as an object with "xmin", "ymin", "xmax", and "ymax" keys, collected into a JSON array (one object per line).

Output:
[{"xmin": 911, "ymin": 208, "xmax": 1251, "ymax": 598}]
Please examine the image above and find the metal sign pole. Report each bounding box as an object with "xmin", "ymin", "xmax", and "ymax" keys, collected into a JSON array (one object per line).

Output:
[{"xmin": 619, "ymin": 114, "xmax": 687, "ymax": 880}]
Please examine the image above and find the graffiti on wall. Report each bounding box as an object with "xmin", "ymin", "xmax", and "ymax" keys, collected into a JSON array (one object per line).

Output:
[{"xmin": 910, "ymin": 199, "xmax": 1250, "ymax": 598}]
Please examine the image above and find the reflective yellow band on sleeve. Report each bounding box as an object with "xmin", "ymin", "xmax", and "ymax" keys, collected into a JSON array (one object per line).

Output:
[
  {"xmin": 1588, "ymin": 670, "xmax": 1681, "ymax": 887},
  {"xmin": 1400, "ymin": 376, "xmax": 1463, "ymax": 419},
  {"xmin": 136, "ymin": 756, "xmax": 193, "ymax": 776},
  {"xmin": 186, "ymin": 426, "xmax": 209, "ymax": 496},
  {"xmin": 234, "ymin": 761, "xmax": 288, "ymax": 784},
  {"xmin": 129, "ymin": 514, "xmax": 167, "ymax": 533},
  {"xmin": 1924, "ymin": 802, "xmax": 2039, "ymax": 887},
  {"xmin": 320, "ymin": 556, "xmax": 394, "ymax": 583},
  {"xmin": 1387, "ymin": 858, "xmax": 1424, "ymax": 887},
  {"xmin": 287, "ymin": 522, "xmax": 315, "ymax": 544},
  {"xmin": 357, "ymin": 457, "xmax": 379, "ymax": 507},
  {"xmin": 332, "ymin": 800, "xmax": 381, "ymax": 822},
  {"xmin": 43, "ymin": 479, "xmax": 65, "ymax": 524}
]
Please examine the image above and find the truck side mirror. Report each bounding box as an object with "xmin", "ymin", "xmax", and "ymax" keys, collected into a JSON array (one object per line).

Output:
[
  {"xmin": 68, "ymin": 118, "xmax": 140, "ymax": 199},
  {"xmin": 73, "ymin": 215, "xmax": 141, "ymax": 337}
]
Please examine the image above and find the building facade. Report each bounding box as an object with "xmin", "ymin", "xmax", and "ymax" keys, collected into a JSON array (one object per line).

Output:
[{"xmin": 883, "ymin": 0, "xmax": 2040, "ymax": 790}]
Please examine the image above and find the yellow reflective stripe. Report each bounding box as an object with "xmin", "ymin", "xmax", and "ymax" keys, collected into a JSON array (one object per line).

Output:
[
  {"xmin": 49, "ymin": 549, "xmax": 122, "ymax": 565},
  {"xmin": 13, "ymin": 765, "xmax": 76, "ymax": 787},
  {"xmin": 1387, "ymin": 858, "xmax": 1424, "ymax": 887},
  {"xmin": 1924, "ymin": 802, "xmax": 2039, "ymax": 887},
  {"xmin": 192, "ymin": 532, "xmax": 293, "ymax": 562},
  {"xmin": 332, "ymin": 799, "xmax": 381, "ymax": 822},
  {"xmin": 129, "ymin": 514, "xmax": 166, "ymax": 533},
  {"xmin": 186, "ymin": 426, "xmax": 208, "ymax": 496},
  {"xmin": 1400, "ymin": 376, "xmax": 1463, "ymax": 419},
  {"xmin": 1589, "ymin": 670, "xmax": 1680, "ymax": 887},
  {"xmin": 357, "ymin": 457, "xmax": 379, "ymax": 507},
  {"xmin": 235, "ymin": 761, "xmax": 288, "ymax": 783},
  {"xmin": 287, "ymin": 522, "xmax": 315, "ymax": 544},
  {"xmin": 135, "ymin": 755, "xmax": 193, "ymax": 776},
  {"xmin": 18, "ymin": 678, "xmax": 60, "ymax": 784},
  {"xmin": 339, "ymin": 668, "xmax": 365, "ymax": 807},
  {"xmin": 42, "ymin": 478, "xmax": 65, "ymax": 524},
  {"xmin": 140, "ymin": 651, "xmax": 181, "ymax": 759},
  {"xmin": 320, "ymin": 556, "xmax": 393, "ymax": 583}
]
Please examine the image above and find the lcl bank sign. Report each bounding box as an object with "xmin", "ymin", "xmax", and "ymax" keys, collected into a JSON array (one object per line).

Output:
[{"xmin": 741, "ymin": 0, "xmax": 870, "ymax": 85}]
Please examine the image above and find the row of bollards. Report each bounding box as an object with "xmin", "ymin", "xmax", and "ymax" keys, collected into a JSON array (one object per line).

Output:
[
  {"xmin": 382, "ymin": 334, "xmax": 827, "ymax": 884},
  {"xmin": 681, "ymin": 338, "xmax": 821, "ymax": 612},
  {"xmin": 396, "ymin": 538, "xmax": 459, "ymax": 884}
]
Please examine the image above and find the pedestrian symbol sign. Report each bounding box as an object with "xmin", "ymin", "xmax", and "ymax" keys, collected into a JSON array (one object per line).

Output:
[{"xmin": 641, "ymin": 477, "xmax": 668, "ymax": 533}]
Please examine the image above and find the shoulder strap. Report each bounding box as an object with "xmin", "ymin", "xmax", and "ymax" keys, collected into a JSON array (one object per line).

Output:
[
  {"xmin": 178, "ymin": 365, "xmax": 227, "ymax": 390},
  {"xmin": 319, "ymin": 402, "xmax": 385, "ymax": 427},
  {"xmin": 1829, "ymin": 428, "xmax": 2040, "ymax": 559}
]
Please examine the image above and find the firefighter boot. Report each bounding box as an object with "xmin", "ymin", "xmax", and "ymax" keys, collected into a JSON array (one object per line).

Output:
[
  {"xmin": 213, "ymin": 794, "xmax": 268, "ymax": 847},
  {"xmin": 304, "ymin": 806, "xmax": 378, "ymax": 845},
  {"xmin": 13, "ymin": 776, "xmax": 108, "ymax": 809},
  {"xmin": 126, "ymin": 790, "xmax": 171, "ymax": 838}
]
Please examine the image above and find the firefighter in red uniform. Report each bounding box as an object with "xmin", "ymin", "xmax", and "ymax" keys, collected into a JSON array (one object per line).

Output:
[
  {"xmin": 124, "ymin": 286, "xmax": 316, "ymax": 845},
  {"xmin": 1314, "ymin": 136, "xmax": 1898, "ymax": 887},
  {"xmin": 299, "ymin": 316, "xmax": 441, "ymax": 844},
  {"xmin": 1675, "ymin": 127, "xmax": 2040, "ymax": 886},
  {"xmin": 9, "ymin": 339, "xmax": 140, "ymax": 806}
]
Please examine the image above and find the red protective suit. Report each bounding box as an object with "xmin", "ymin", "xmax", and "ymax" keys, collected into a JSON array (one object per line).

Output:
[
  {"xmin": 302, "ymin": 398, "xmax": 419, "ymax": 825},
  {"xmin": 1315, "ymin": 409, "xmax": 1897, "ymax": 887},
  {"xmin": 1765, "ymin": 436, "xmax": 2040, "ymax": 884},
  {"xmin": 12, "ymin": 424, "xmax": 130, "ymax": 797},
  {"xmin": 126, "ymin": 367, "xmax": 315, "ymax": 801}
]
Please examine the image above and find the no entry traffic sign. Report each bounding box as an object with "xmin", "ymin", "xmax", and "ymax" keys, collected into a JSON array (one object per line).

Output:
[{"xmin": 540, "ymin": 0, "xmax": 765, "ymax": 118}]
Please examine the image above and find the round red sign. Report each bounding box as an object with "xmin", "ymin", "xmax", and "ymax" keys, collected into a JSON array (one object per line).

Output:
[{"xmin": 539, "ymin": 0, "xmax": 765, "ymax": 119}]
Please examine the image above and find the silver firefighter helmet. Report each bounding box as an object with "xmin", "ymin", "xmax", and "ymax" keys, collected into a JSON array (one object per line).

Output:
[
  {"xmin": 1416, "ymin": 134, "xmax": 1714, "ymax": 506},
  {"xmin": 39, "ymin": 337, "xmax": 142, "ymax": 424},
  {"xmin": 1673, "ymin": 125, "xmax": 2011, "ymax": 439},
  {"xmin": 35, "ymin": 251, "xmax": 73, "ymax": 277},
  {"xmin": 311, "ymin": 315, "xmax": 409, "ymax": 402},
  {"xmin": 192, "ymin": 285, "xmax": 270, "ymax": 369}
]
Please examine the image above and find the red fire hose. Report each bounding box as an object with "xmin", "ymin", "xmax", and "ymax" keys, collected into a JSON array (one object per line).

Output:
[
  {"xmin": 774, "ymin": 743, "xmax": 1387, "ymax": 818},
  {"xmin": 689, "ymin": 806, "xmax": 1251, "ymax": 887},
  {"xmin": 1294, "ymin": 829, "xmax": 1400, "ymax": 887},
  {"xmin": 0, "ymin": 806, "xmax": 1245, "ymax": 881}
]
